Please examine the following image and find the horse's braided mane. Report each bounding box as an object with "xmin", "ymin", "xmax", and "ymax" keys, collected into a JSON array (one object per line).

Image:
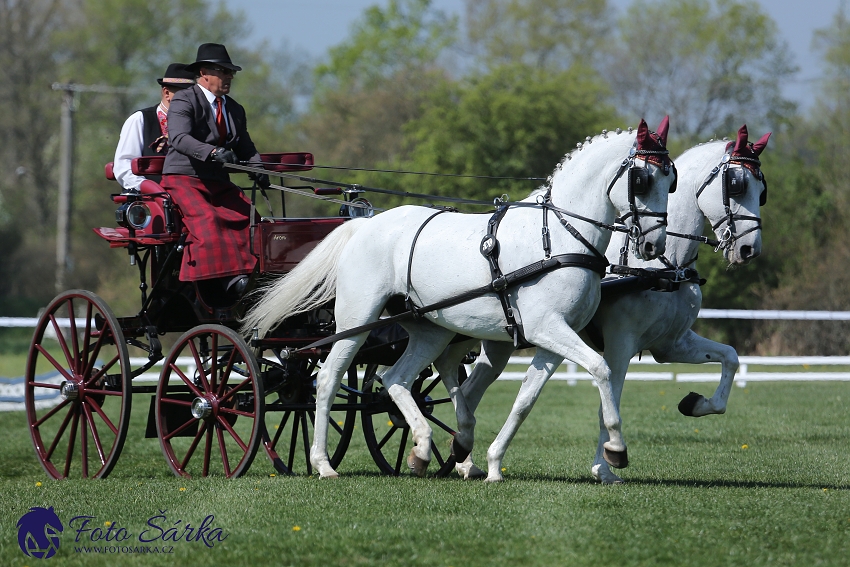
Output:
[{"xmin": 527, "ymin": 127, "xmax": 635, "ymax": 200}]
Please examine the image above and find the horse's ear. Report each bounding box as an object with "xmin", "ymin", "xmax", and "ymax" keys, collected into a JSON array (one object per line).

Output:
[
  {"xmin": 752, "ymin": 132, "xmax": 771, "ymax": 155},
  {"xmin": 636, "ymin": 119, "xmax": 649, "ymax": 147},
  {"xmin": 656, "ymin": 115, "xmax": 670, "ymax": 146},
  {"xmin": 733, "ymin": 124, "xmax": 749, "ymax": 153}
]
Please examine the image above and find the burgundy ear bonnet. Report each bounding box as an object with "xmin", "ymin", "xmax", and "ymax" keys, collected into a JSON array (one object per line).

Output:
[
  {"xmin": 636, "ymin": 115, "xmax": 672, "ymax": 168},
  {"xmin": 725, "ymin": 124, "xmax": 771, "ymax": 174}
]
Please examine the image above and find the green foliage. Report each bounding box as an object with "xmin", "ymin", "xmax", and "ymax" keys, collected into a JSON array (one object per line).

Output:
[
  {"xmin": 315, "ymin": 0, "xmax": 458, "ymax": 91},
  {"xmin": 386, "ymin": 63, "xmax": 621, "ymax": 204},
  {"xmin": 604, "ymin": 0, "xmax": 796, "ymax": 143},
  {"xmin": 465, "ymin": 0, "xmax": 613, "ymax": 69}
]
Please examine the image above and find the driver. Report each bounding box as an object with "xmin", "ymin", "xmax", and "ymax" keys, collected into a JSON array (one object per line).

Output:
[{"xmin": 161, "ymin": 43, "xmax": 270, "ymax": 299}]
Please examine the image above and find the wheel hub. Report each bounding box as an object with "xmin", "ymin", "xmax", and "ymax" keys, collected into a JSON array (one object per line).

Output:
[
  {"xmin": 191, "ymin": 397, "xmax": 213, "ymax": 419},
  {"xmin": 60, "ymin": 380, "xmax": 79, "ymax": 401}
]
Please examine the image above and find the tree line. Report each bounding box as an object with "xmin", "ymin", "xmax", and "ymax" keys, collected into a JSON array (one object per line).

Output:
[{"xmin": 0, "ymin": 0, "xmax": 848, "ymax": 355}]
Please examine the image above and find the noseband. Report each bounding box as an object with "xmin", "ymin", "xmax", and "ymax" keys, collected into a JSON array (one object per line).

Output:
[
  {"xmin": 695, "ymin": 150, "xmax": 766, "ymax": 252},
  {"xmin": 606, "ymin": 143, "xmax": 676, "ymax": 254}
]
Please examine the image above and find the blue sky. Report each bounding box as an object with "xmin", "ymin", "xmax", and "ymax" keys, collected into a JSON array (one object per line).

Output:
[{"xmin": 224, "ymin": 0, "xmax": 843, "ymax": 109}]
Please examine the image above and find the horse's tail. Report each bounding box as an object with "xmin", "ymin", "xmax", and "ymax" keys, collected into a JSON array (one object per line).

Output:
[{"xmin": 240, "ymin": 218, "xmax": 368, "ymax": 337}]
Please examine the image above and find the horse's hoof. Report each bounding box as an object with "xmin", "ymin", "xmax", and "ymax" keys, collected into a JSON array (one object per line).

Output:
[
  {"xmin": 451, "ymin": 438, "xmax": 471, "ymax": 463},
  {"xmin": 407, "ymin": 449, "xmax": 430, "ymax": 477},
  {"xmin": 456, "ymin": 457, "xmax": 487, "ymax": 480},
  {"xmin": 591, "ymin": 463, "xmax": 625, "ymax": 484},
  {"xmin": 678, "ymin": 391, "xmax": 704, "ymax": 416},
  {"xmin": 603, "ymin": 447, "xmax": 629, "ymax": 469}
]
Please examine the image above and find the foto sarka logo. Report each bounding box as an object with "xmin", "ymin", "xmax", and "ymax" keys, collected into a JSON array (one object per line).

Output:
[{"xmin": 17, "ymin": 506, "xmax": 64, "ymax": 559}]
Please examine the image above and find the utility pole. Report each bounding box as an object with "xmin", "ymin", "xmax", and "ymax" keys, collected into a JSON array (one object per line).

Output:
[{"xmin": 50, "ymin": 83, "xmax": 133, "ymax": 294}]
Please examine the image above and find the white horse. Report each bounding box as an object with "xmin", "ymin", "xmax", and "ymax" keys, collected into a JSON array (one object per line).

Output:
[
  {"xmin": 438, "ymin": 125, "xmax": 771, "ymax": 482},
  {"xmin": 242, "ymin": 118, "xmax": 676, "ymax": 479}
]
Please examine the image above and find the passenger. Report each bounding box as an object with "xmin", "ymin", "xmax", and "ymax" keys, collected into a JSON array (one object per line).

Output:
[
  {"xmin": 113, "ymin": 63, "xmax": 196, "ymax": 192},
  {"xmin": 161, "ymin": 43, "xmax": 270, "ymax": 299}
]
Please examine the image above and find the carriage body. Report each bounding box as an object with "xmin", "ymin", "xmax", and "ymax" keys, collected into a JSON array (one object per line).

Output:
[{"xmin": 24, "ymin": 153, "xmax": 450, "ymax": 481}]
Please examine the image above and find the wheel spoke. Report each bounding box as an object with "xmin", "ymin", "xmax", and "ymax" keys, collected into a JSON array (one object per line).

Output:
[
  {"xmin": 216, "ymin": 415, "xmax": 248, "ymax": 452},
  {"xmin": 393, "ymin": 427, "xmax": 410, "ymax": 474},
  {"xmin": 209, "ymin": 333, "xmax": 219, "ymax": 393},
  {"xmin": 202, "ymin": 422, "xmax": 213, "ymax": 476},
  {"xmin": 187, "ymin": 339, "xmax": 211, "ymax": 393},
  {"xmin": 84, "ymin": 387, "xmax": 124, "ymax": 397},
  {"xmin": 377, "ymin": 424, "xmax": 401, "ymax": 451},
  {"xmin": 86, "ymin": 397, "xmax": 118, "ymax": 436},
  {"xmin": 30, "ymin": 381, "xmax": 63, "ymax": 390},
  {"xmin": 82, "ymin": 324, "xmax": 110, "ymax": 380},
  {"xmin": 431, "ymin": 440, "xmax": 446, "ymax": 467},
  {"xmin": 84, "ymin": 354, "xmax": 120, "ymax": 388},
  {"xmin": 81, "ymin": 302, "xmax": 93, "ymax": 372},
  {"xmin": 83, "ymin": 402, "xmax": 107, "ymax": 466},
  {"xmin": 270, "ymin": 411, "xmax": 291, "ymax": 449},
  {"xmin": 422, "ymin": 412, "xmax": 456, "ymax": 435},
  {"xmin": 34, "ymin": 345, "xmax": 75, "ymax": 382},
  {"xmin": 216, "ymin": 424, "xmax": 231, "ymax": 477},
  {"xmin": 328, "ymin": 414, "xmax": 344, "ymax": 435},
  {"xmin": 33, "ymin": 398, "xmax": 72, "ymax": 427},
  {"xmin": 287, "ymin": 414, "xmax": 300, "ymax": 471},
  {"xmin": 171, "ymin": 364, "xmax": 205, "ymax": 398},
  {"xmin": 218, "ymin": 377, "xmax": 251, "ymax": 405},
  {"xmin": 63, "ymin": 406, "xmax": 80, "ymax": 478},
  {"xmin": 161, "ymin": 396, "xmax": 192, "ymax": 407},
  {"xmin": 300, "ymin": 412, "xmax": 312, "ymax": 475},
  {"xmin": 216, "ymin": 347, "xmax": 238, "ymax": 397},
  {"xmin": 180, "ymin": 423, "xmax": 206, "ymax": 471},
  {"xmin": 163, "ymin": 415, "xmax": 199, "ymax": 441},
  {"xmin": 66, "ymin": 299, "xmax": 81, "ymax": 372},
  {"xmin": 80, "ymin": 411, "xmax": 89, "ymax": 479},
  {"xmin": 44, "ymin": 404, "xmax": 75, "ymax": 460},
  {"xmin": 219, "ymin": 406, "xmax": 256, "ymax": 419},
  {"xmin": 50, "ymin": 312, "xmax": 76, "ymax": 374},
  {"xmin": 420, "ymin": 377, "xmax": 441, "ymax": 398}
]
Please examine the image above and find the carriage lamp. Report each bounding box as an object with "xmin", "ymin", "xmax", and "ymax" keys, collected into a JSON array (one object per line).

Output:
[
  {"xmin": 115, "ymin": 201, "xmax": 152, "ymax": 230},
  {"xmin": 340, "ymin": 197, "xmax": 374, "ymax": 218}
]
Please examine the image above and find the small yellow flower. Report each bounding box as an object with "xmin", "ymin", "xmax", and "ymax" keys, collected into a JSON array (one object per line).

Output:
[
  {"xmin": 741, "ymin": 444, "xmax": 748, "ymax": 450},
  {"xmin": 179, "ymin": 487, "xmax": 186, "ymax": 491},
  {"xmin": 337, "ymin": 420, "xmax": 344, "ymax": 426},
  {"xmin": 694, "ymin": 429, "xmax": 699, "ymax": 433},
  {"xmin": 823, "ymin": 488, "xmax": 828, "ymax": 492},
  {"xmin": 387, "ymin": 420, "xmax": 394, "ymax": 427},
  {"xmin": 659, "ymin": 390, "xmax": 665, "ymax": 396},
  {"xmin": 274, "ymin": 424, "xmax": 279, "ymax": 430},
  {"xmin": 104, "ymin": 521, "xmax": 111, "ymax": 527},
  {"xmin": 661, "ymin": 405, "xmax": 667, "ymax": 411},
  {"xmin": 293, "ymin": 526, "xmax": 301, "ymax": 532},
  {"xmin": 35, "ymin": 481, "xmax": 42, "ymax": 487},
  {"xmin": 501, "ymin": 467, "xmax": 506, "ymax": 472},
  {"xmin": 269, "ymin": 474, "xmax": 276, "ymax": 478}
]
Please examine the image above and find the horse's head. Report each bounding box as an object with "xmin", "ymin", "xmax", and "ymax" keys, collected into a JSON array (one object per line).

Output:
[
  {"xmin": 694, "ymin": 125, "xmax": 771, "ymax": 265},
  {"xmin": 606, "ymin": 116, "xmax": 676, "ymax": 260}
]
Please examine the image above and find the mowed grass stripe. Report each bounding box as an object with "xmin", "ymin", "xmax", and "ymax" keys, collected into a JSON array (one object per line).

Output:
[{"xmin": 1, "ymin": 381, "xmax": 847, "ymax": 566}]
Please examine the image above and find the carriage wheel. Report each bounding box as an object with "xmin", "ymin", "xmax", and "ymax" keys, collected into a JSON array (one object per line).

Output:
[
  {"xmin": 260, "ymin": 358, "xmax": 358, "ymax": 475},
  {"xmin": 361, "ymin": 364, "xmax": 462, "ymax": 477},
  {"xmin": 155, "ymin": 325, "xmax": 264, "ymax": 478},
  {"xmin": 25, "ymin": 290, "xmax": 132, "ymax": 479}
]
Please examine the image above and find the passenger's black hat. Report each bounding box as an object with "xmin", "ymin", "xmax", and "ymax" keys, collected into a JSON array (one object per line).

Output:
[
  {"xmin": 185, "ymin": 43, "xmax": 242, "ymax": 72},
  {"xmin": 157, "ymin": 63, "xmax": 195, "ymax": 88}
]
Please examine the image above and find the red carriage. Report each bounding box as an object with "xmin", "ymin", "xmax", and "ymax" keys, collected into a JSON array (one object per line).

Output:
[{"xmin": 24, "ymin": 155, "xmax": 466, "ymax": 479}]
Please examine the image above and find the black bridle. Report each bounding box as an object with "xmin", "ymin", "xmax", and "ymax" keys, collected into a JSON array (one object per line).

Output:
[
  {"xmin": 695, "ymin": 149, "xmax": 766, "ymax": 252},
  {"xmin": 606, "ymin": 144, "xmax": 677, "ymax": 256}
]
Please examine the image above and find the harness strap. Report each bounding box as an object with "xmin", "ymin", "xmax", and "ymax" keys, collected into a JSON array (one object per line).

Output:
[
  {"xmin": 483, "ymin": 206, "xmax": 527, "ymax": 346},
  {"xmin": 294, "ymin": 253, "xmax": 608, "ymax": 353},
  {"xmin": 405, "ymin": 209, "xmax": 449, "ymax": 310}
]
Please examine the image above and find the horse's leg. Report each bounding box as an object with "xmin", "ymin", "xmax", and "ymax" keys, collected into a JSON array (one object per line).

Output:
[
  {"xmin": 311, "ymin": 334, "xmax": 369, "ymax": 478},
  {"xmin": 454, "ymin": 340, "xmax": 514, "ymax": 479},
  {"xmin": 652, "ymin": 329, "xmax": 739, "ymax": 417},
  {"xmin": 590, "ymin": 344, "xmax": 634, "ymax": 485},
  {"xmin": 431, "ymin": 338, "xmax": 480, "ymax": 462},
  {"xmin": 485, "ymin": 324, "xmax": 624, "ymax": 482},
  {"xmin": 381, "ymin": 324, "xmax": 457, "ymax": 476}
]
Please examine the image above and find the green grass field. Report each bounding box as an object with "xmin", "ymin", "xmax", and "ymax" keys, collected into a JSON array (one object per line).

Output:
[{"xmin": 1, "ymin": 379, "xmax": 848, "ymax": 566}]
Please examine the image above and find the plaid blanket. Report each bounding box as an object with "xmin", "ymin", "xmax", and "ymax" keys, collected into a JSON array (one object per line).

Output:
[{"xmin": 161, "ymin": 174, "xmax": 258, "ymax": 281}]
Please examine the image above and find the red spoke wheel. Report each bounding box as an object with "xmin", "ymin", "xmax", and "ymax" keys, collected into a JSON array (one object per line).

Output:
[
  {"xmin": 361, "ymin": 364, "xmax": 463, "ymax": 477},
  {"xmin": 155, "ymin": 325, "xmax": 263, "ymax": 478},
  {"xmin": 260, "ymin": 357, "xmax": 357, "ymax": 475},
  {"xmin": 25, "ymin": 290, "xmax": 132, "ymax": 479}
]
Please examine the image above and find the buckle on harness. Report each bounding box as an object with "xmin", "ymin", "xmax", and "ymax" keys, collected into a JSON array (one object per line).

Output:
[{"xmin": 492, "ymin": 276, "xmax": 507, "ymax": 291}]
